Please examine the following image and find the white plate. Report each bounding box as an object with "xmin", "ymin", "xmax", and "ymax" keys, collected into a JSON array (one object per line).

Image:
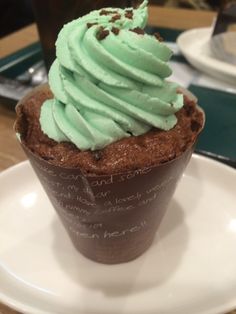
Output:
[
  {"xmin": 177, "ymin": 27, "xmax": 236, "ymax": 84},
  {"xmin": 0, "ymin": 156, "xmax": 236, "ymax": 314}
]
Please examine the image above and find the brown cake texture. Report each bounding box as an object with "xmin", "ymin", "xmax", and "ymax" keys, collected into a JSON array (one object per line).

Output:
[{"xmin": 15, "ymin": 85, "xmax": 204, "ymax": 175}]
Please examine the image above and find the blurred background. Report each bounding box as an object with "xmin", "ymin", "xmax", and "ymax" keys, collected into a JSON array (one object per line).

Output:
[
  {"xmin": 0, "ymin": 0, "xmax": 235, "ymax": 38},
  {"xmin": 0, "ymin": 0, "xmax": 34, "ymax": 38}
]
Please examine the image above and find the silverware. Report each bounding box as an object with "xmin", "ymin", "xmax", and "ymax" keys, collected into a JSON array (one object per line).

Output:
[
  {"xmin": 0, "ymin": 61, "xmax": 48, "ymax": 105},
  {"xmin": 0, "ymin": 75, "xmax": 32, "ymax": 101},
  {"xmin": 17, "ymin": 61, "xmax": 47, "ymax": 86}
]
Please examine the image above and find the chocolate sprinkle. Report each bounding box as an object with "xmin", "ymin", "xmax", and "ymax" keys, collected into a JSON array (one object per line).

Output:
[
  {"xmin": 191, "ymin": 120, "xmax": 201, "ymax": 132},
  {"xmin": 130, "ymin": 27, "xmax": 145, "ymax": 35},
  {"xmin": 93, "ymin": 151, "xmax": 102, "ymax": 161},
  {"xmin": 125, "ymin": 11, "xmax": 133, "ymax": 19},
  {"xmin": 99, "ymin": 9, "xmax": 117, "ymax": 16},
  {"xmin": 110, "ymin": 14, "xmax": 121, "ymax": 22},
  {"xmin": 96, "ymin": 27, "xmax": 109, "ymax": 40},
  {"xmin": 111, "ymin": 26, "xmax": 120, "ymax": 35},
  {"xmin": 154, "ymin": 32, "xmax": 164, "ymax": 42},
  {"xmin": 87, "ymin": 22, "xmax": 98, "ymax": 29}
]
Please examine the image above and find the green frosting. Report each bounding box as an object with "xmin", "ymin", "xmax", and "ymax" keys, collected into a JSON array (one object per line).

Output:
[{"xmin": 40, "ymin": 0, "xmax": 184, "ymax": 151}]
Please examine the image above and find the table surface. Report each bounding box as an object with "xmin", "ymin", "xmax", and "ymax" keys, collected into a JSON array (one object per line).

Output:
[{"xmin": 0, "ymin": 5, "xmax": 235, "ymax": 314}]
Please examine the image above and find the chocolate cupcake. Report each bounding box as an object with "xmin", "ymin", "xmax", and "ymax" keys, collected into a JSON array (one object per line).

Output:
[{"xmin": 15, "ymin": 1, "xmax": 204, "ymax": 264}]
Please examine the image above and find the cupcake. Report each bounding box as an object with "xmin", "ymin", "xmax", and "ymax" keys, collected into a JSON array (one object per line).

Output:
[{"xmin": 15, "ymin": 1, "xmax": 204, "ymax": 264}]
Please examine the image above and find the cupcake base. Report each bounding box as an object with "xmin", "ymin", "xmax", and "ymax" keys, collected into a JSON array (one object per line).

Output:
[{"xmin": 15, "ymin": 84, "xmax": 204, "ymax": 264}]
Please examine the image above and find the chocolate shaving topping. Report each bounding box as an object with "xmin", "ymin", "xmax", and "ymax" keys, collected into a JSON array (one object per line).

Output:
[
  {"xmin": 99, "ymin": 9, "xmax": 117, "ymax": 16},
  {"xmin": 154, "ymin": 32, "xmax": 164, "ymax": 42},
  {"xmin": 111, "ymin": 26, "xmax": 120, "ymax": 35},
  {"xmin": 110, "ymin": 14, "xmax": 121, "ymax": 22},
  {"xmin": 87, "ymin": 22, "xmax": 98, "ymax": 29},
  {"xmin": 125, "ymin": 10, "xmax": 133, "ymax": 19},
  {"xmin": 130, "ymin": 27, "xmax": 145, "ymax": 35},
  {"xmin": 100, "ymin": 9, "xmax": 108, "ymax": 15},
  {"xmin": 191, "ymin": 120, "xmax": 201, "ymax": 132},
  {"xmin": 96, "ymin": 27, "xmax": 109, "ymax": 40},
  {"xmin": 93, "ymin": 151, "xmax": 102, "ymax": 161}
]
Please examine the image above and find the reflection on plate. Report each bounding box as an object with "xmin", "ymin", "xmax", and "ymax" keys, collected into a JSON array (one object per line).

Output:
[
  {"xmin": 0, "ymin": 156, "xmax": 236, "ymax": 314},
  {"xmin": 177, "ymin": 27, "xmax": 236, "ymax": 84}
]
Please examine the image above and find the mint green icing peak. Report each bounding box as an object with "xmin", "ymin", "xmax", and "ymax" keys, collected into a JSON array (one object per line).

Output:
[{"xmin": 40, "ymin": 1, "xmax": 184, "ymax": 151}]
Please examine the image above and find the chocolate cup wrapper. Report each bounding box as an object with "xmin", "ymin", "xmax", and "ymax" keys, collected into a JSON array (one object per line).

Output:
[{"xmin": 21, "ymin": 142, "xmax": 194, "ymax": 264}]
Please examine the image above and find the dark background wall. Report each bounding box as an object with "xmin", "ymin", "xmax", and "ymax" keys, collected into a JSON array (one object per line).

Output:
[
  {"xmin": 0, "ymin": 0, "xmax": 229, "ymax": 39},
  {"xmin": 0, "ymin": 0, "xmax": 34, "ymax": 38}
]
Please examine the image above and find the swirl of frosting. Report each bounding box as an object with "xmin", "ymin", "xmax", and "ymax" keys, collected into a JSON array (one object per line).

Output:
[{"xmin": 40, "ymin": 0, "xmax": 184, "ymax": 151}]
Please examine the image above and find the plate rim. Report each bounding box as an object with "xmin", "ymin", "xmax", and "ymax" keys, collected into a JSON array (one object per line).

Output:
[
  {"xmin": 177, "ymin": 27, "xmax": 236, "ymax": 79},
  {"xmin": 0, "ymin": 155, "xmax": 236, "ymax": 314}
]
